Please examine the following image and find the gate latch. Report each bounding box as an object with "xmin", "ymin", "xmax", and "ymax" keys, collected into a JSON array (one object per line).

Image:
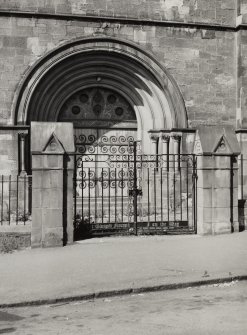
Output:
[{"xmin": 129, "ymin": 188, "xmax": 143, "ymax": 197}]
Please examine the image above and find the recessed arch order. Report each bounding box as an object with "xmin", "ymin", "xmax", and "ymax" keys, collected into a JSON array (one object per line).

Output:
[{"xmin": 13, "ymin": 36, "xmax": 188, "ymax": 134}]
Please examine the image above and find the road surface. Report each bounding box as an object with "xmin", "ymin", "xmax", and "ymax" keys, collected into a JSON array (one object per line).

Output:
[{"xmin": 0, "ymin": 281, "xmax": 246, "ymax": 334}]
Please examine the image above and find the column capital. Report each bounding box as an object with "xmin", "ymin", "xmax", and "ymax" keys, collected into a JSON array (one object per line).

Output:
[
  {"xmin": 148, "ymin": 131, "xmax": 159, "ymax": 142},
  {"xmin": 171, "ymin": 132, "xmax": 182, "ymax": 142},
  {"xmin": 160, "ymin": 133, "xmax": 170, "ymax": 143},
  {"xmin": 19, "ymin": 132, "xmax": 28, "ymax": 140}
]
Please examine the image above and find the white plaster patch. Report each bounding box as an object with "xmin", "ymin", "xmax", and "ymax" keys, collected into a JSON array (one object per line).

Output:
[
  {"xmin": 180, "ymin": 49, "xmax": 199, "ymax": 59},
  {"xmin": 134, "ymin": 29, "xmax": 147, "ymax": 43},
  {"xmin": 46, "ymin": 42, "xmax": 56, "ymax": 52},
  {"xmin": 70, "ymin": 0, "xmax": 88, "ymax": 14},
  {"xmin": 27, "ymin": 37, "xmax": 45, "ymax": 57},
  {"xmin": 185, "ymin": 99, "xmax": 194, "ymax": 107},
  {"xmin": 161, "ymin": 0, "xmax": 183, "ymax": 9},
  {"xmin": 215, "ymin": 74, "xmax": 235, "ymax": 87},
  {"xmin": 236, "ymin": 15, "xmax": 242, "ymax": 26},
  {"xmin": 159, "ymin": 0, "xmax": 192, "ymax": 17}
]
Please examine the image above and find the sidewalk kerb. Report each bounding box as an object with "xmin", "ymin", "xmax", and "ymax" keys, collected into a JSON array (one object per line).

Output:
[{"xmin": 1, "ymin": 275, "xmax": 246, "ymax": 309}]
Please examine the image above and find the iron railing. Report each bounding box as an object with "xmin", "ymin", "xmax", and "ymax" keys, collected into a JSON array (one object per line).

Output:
[{"xmin": 0, "ymin": 175, "xmax": 32, "ymax": 225}]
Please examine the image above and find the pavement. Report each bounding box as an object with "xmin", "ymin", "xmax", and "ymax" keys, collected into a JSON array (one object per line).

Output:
[{"xmin": 0, "ymin": 231, "xmax": 247, "ymax": 307}]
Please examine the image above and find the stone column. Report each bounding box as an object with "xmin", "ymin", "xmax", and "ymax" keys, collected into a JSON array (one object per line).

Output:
[
  {"xmin": 149, "ymin": 132, "xmax": 159, "ymax": 155},
  {"xmin": 31, "ymin": 122, "xmax": 75, "ymax": 248},
  {"xmin": 160, "ymin": 133, "xmax": 170, "ymax": 169},
  {"xmin": 19, "ymin": 133, "xmax": 27, "ymax": 176},
  {"xmin": 171, "ymin": 133, "xmax": 181, "ymax": 171}
]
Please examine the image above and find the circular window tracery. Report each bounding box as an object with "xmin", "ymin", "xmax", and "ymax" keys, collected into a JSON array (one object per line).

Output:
[
  {"xmin": 58, "ymin": 87, "xmax": 136, "ymax": 127},
  {"xmin": 107, "ymin": 94, "xmax": 117, "ymax": 104},
  {"xmin": 79, "ymin": 94, "xmax": 89, "ymax": 103},
  {"xmin": 72, "ymin": 106, "xmax": 80, "ymax": 115}
]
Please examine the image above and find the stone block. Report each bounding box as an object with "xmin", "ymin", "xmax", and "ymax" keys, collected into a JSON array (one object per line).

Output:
[
  {"xmin": 212, "ymin": 207, "xmax": 230, "ymax": 223},
  {"xmin": 196, "ymin": 155, "xmax": 214, "ymax": 170},
  {"xmin": 32, "ymin": 189, "xmax": 42, "ymax": 208},
  {"xmin": 197, "ymin": 206, "xmax": 212, "ymax": 224},
  {"xmin": 31, "ymin": 228, "xmax": 42, "ymax": 248},
  {"xmin": 213, "ymin": 188, "xmax": 231, "ymax": 207},
  {"xmin": 197, "ymin": 169, "xmax": 214, "ymax": 188},
  {"xmin": 212, "ymin": 221, "xmax": 231, "ymax": 234},
  {"xmin": 41, "ymin": 189, "xmax": 63, "ymax": 209},
  {"xmin": 42, "ymin": 227, "xmax": 63, "ymax": 248},
  {"xmin": 32, "ymin": 208, "xmax": 43, "ymax": 229},
  {"xmin": 42, "ymin": 209, "xmax": 63, "ymax": 229},
  {"xmin": 42, "ymin": 170, "xmax": 63, "ymax": 189},
  {"xmin": 215, "ymin": 156, "xmax": 231, "ymax": 169},
  {"xmin": 3, "ymin": 36, "xmax": 27, "ymax": 48},
  {"xmin": 197, "ymin": 220, "xmax": 212, "ymax": 235},
  {"xmin": 214, "ymin": 170, "xmax": 230, "ymax": 188},
  {"xmin": 44, "ymin": 155, "xmax": 61, "ymax": 169},
  {"xmin": 197, "ymin": 188, "xmax": 212, "ymax": 207},
  {"xmin": 32, "ymin": 155, "xmax": 43, "ymax": 169},
  {"xmin": 32, "ymin": 171, "xmax": 43, "ymax": 189}
]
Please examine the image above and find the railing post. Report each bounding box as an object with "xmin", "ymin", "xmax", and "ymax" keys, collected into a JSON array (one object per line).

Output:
[
  {"xmin": 192, "ymin": 155, "xmax": 197, "ymax": 234},
  {"xmin": 133, "ymin": 141, "xmax": 138, "ymax": 236}
]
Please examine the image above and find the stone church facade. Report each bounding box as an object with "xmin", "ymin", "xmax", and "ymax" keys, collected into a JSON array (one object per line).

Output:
[{"xmin": 0, "ymin": 0, "xmax": 246, "ymax": 247}]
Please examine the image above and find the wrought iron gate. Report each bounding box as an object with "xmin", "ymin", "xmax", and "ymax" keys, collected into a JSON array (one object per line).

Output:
[{"xmin": 73, "ymin": 140, "xmax": 197, "ymax": 239}]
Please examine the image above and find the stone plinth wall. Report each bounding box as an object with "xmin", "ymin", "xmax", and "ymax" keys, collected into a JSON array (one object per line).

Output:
[
  {"xmin": 32, "ymin": 155, "xmax": 64, "ymax": 247},
  {"xmin": 0, "ymin": 231, "xmax": 31, "ymax": 252},
  {"xmin": 0, "ymin": 0, "xmax": 237, "ymax": 26},
  {"xmin": 197, "ymin": 155, "xmax": 239, "ymax": 235}
]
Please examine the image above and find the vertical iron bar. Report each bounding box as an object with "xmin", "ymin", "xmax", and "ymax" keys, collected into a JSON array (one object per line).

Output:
[
  {"xmin": 73, "ymin": 156, "xmax": 77, "ymax": 224},
  {"xmin": 241, "ymin": 154, "xmax": 244, "ymax": 199},
  {"xmin": 121, "ymin": 167, "xmax": 124, "ymax": 223},
  {"xmin": 8, "ymin": 175, "xmax": 11, "ymax": 225},
  {"xmin": 115, "ymin": 168, "xmax": 117, "ymax": 226},
  {"xmin": 101, "ymin": 168, "xmax": 104, "ymax": 225},
  {"xmin": 192, "ymin": 155, "xmax": 197, "ymax": 234},
  {"xmin": 108, "ymin": 167, "xmax": 111, "ymax": 224},
  {"xmin": 1, "ymin": 175, "xmax": 3, "ymax": 225},
  {"xmin": 133, "ymin": 141, "xmax": 138, "ymax": 236},
  {"xmin": 180, "ymin": 162, "xmax": 182, "ymax": 221},
  {"xmin": 167, "ymin": 160, "xmax": 169, "ymax": 226},
  {"xmin": 173, "ymin": 157, "xmax": 176, "ymax": 224},
  {"xmin": 23, "ymin": 175, "xmax": 26, "ymax": 225},
  {"xmin": 154, "ymin": 167, "xmax": 157, "ymax": 223},
  {"xmin": 28, "ymin": 176, "xmax": 32, "ymax": 217},
  {"xmin": 186, "ymin": 159, "xmax": 189, "ymax": 222},
  {"xmin": 81, "ymin": 160, "xmax": 84, "ymax": 223},
  {"xmin": 148, "ymin": 168, "xmax": 150, "ymax": 225},
  {"xmin": 230, "ymin": 155, "xmax": 234, "ymax": 233},
  {"xmin": 16, "ymin": 175, "xmax": 19, "ymax": 225},
  {"xmin": 95, "ymin": 168, "xmax": 97, "ymax": 225},
  {"xmin": 160, "ymin": 167, "xmax": 163, "ymax": 225},
  {"xmin": 88, "ymin": 168, "xmax": 91, "ymax": 227}
]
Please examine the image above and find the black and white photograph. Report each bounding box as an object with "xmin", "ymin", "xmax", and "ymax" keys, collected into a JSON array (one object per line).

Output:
[{"xmin": 0, "ymin": 0, "xmax": 246, "ymax": 334}]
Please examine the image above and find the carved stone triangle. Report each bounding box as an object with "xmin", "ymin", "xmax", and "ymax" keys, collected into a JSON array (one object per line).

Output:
[
  {"xmin": 213, "ymin": 135, "xmax": 231, "ymax": 154},
  {"xmin": 42, "ymin": 132, "xmax": 65, "ymax": 153},
  {"xmin": 193, "ymin": 132, "xmax": 203, "ymax": 154}
]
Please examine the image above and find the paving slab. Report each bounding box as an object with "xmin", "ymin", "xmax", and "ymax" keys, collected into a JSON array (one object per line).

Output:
[{"xmin": 0, "ymin": 232, "xmax": 247, "ymax": 306}]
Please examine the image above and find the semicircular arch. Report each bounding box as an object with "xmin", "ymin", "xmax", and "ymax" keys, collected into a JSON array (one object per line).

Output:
[{"xmin": 13, "ymin": 36, "xmax": 188, "ymax": 130}]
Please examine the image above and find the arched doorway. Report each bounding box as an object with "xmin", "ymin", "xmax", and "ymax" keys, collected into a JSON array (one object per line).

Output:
[{"xmin": 14, "ymin": 37, "xmax": 196, "ymax": 239}]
